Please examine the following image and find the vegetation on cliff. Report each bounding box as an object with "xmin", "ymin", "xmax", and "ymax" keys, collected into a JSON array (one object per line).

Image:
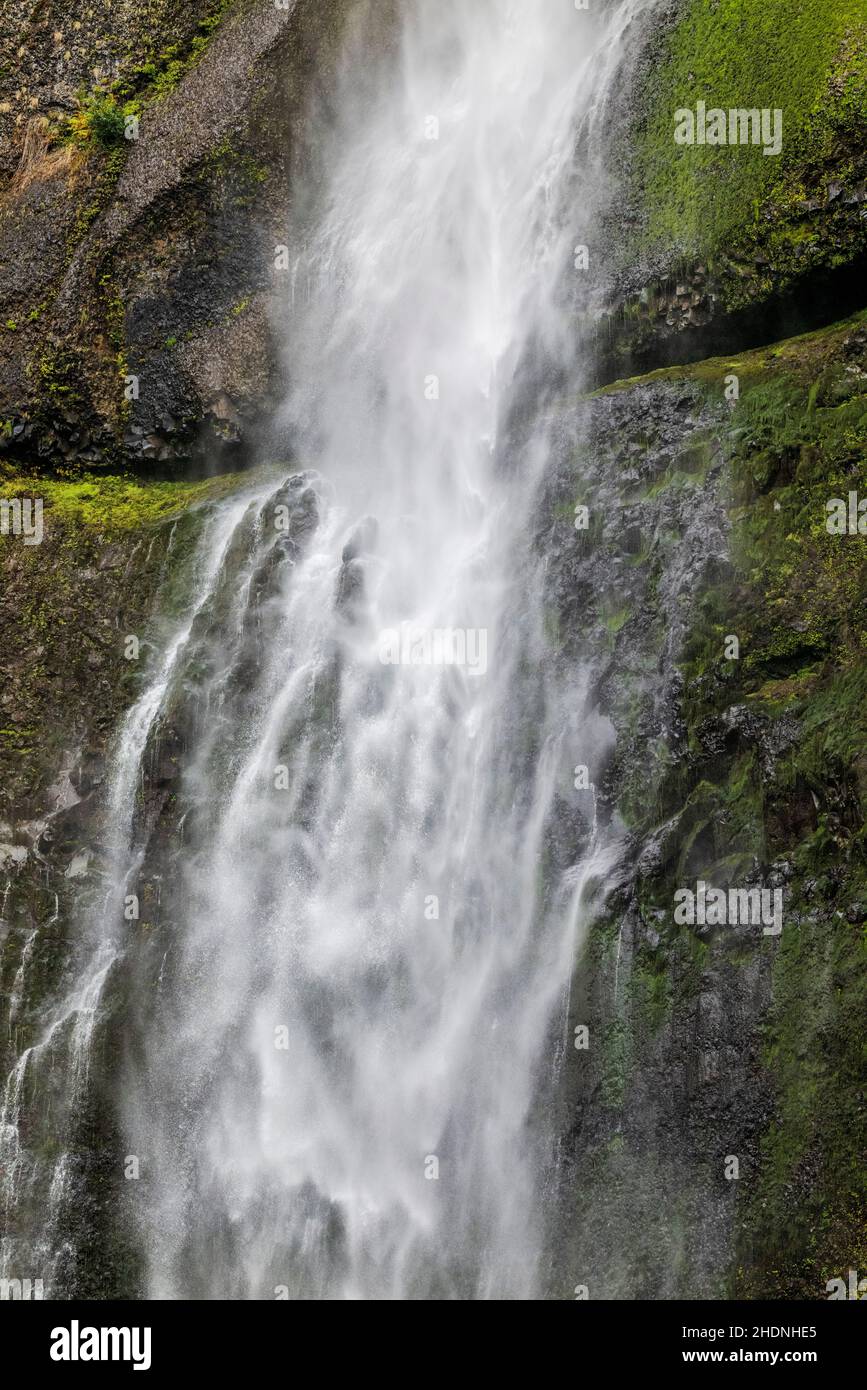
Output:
[
  {"xmin": 641, "ymin": 0, "xmax": 867, "ymax": 264},
  {"xmin": 607, "ymin": 0, "xmax": 867, "ymax": 367},
  {"xmin": 572, "ymin": 311, "xmax": 867, "ymax": 1298}
]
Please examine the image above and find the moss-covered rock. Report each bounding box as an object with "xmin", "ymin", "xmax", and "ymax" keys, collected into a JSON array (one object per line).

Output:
[
  {"xmin": 598, "ymin": 0, "xmax": 867, "ymax": 375},
  {"xmin": 0, "ymin": 464, "xmax": 262, "ymax": 817},
  {"xmin": 0, "ymin": 460, "xmax": 278, "ymax": 1294},
  {"xmin": 546, "ymin": 311, "xmax": 866, "ymax": 1299}
]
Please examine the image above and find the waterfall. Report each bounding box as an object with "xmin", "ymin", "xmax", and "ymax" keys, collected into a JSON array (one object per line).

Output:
[
  {"xmin": 0, "ymin": 495, "xmax": 261, "ymax": 1292},
  {"xmin": 2, "ymin": 0, "xmax": 652, "ymax": 1300}
]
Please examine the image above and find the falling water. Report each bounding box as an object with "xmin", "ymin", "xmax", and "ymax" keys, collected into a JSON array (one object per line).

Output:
[
  {"xmin": 2, "ymin": 0, "xmax": 653, "ymax": 1300},
  {"xmin": 0, "ymin": 496, "xmax": 261, "ymax": 1291}
]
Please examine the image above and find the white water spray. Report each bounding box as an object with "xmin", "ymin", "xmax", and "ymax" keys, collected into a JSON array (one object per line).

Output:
[
  {"xmin": 120, "ymin": 0, "xmax": 648, "ymax": 1300},
  {"xmin": 2, "ymin": 0, "xmax": 652, "ymax": 1300}
]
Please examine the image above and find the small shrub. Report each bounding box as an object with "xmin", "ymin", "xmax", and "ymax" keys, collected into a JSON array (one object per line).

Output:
[{"xmin": 69, "ymin": 96, "xmax": 127, "ymax": 149}]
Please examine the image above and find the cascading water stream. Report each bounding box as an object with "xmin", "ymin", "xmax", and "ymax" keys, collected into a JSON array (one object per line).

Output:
[
  {"xmin": 124, "ymin": 0, "xmax": 649, "ymax": 1300},
  {"xmin": 0, "ymin": 495, "xmax": 261, "ymax": 1288},
  {"xmin": 1, "ymin": 0, "xmax": 653, "ymax": 1300}
]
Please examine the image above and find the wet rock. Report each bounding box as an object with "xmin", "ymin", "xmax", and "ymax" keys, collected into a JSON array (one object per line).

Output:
[
  {"xmin": 0, "ymin": 0, "xmax": 357, "ymax": 472},
  {"xmin": 342, "ymin": 516, "xmax": 379, "ymax": 563}
]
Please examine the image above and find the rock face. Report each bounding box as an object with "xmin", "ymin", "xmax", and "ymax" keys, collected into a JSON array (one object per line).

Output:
[
  {"xmin": 594, "ymin": 0, "xmax": 867, "ymax": 379},
  {"xmin": 540, "ymin": 320, "xmax": 866, "ymax": 1298},
  {"xmin": 0, "ymin": 0, "xmax": 356, "ymax": 471}
]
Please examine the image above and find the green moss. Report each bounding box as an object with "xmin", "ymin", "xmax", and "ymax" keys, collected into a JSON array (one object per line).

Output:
[
  {"xmin": 600, "ymin": 1016, "xmax": 630, "ymax": 1109},
  {"xmin": 65, "ymin": 144, "xmax": 128, "ymax": 253},
  {"xmin": 638, "ymin": 0, "xmax": 867, "ymax": 262},
  {"xmin": 734, "ymin": 902, "xmax": 867, "ymax": 1297},
  {"xmin": 34, "ymin": 348, "xmax": 82, "ymax": 405},
  {"xmin": 631, "ymin": 959, "xmax": 672, "ymax": 1035},
  {"xmin": 112, "ymin": 1, "xmax": 235, "ymax": 105},
  {"xmin": 0, "ymin": 469, "xmax": 264, "ymax": 533},
  {"xmin": 590, "ymin": 310, "xmax": 867, "ymax": 401},
  {"xmin": 609, "ymin": 309, "xmax": 867, "ymax": 1294},
  {"xmin": 201, "ymin": 141, "xmax": 272, "ymax": 201},
  {"xmin": 603, "ymin": 605, "xmax": 631, "ymax": 635}
]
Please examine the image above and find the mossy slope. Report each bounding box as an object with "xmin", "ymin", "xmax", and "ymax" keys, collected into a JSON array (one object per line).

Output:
[
  {"xmin": 641, "ymin": 1, "xmax": 867, "ymax": 268},
  {"xmin": 606, "ymin": 0, "xmax": 867, "ymax": 368}
]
